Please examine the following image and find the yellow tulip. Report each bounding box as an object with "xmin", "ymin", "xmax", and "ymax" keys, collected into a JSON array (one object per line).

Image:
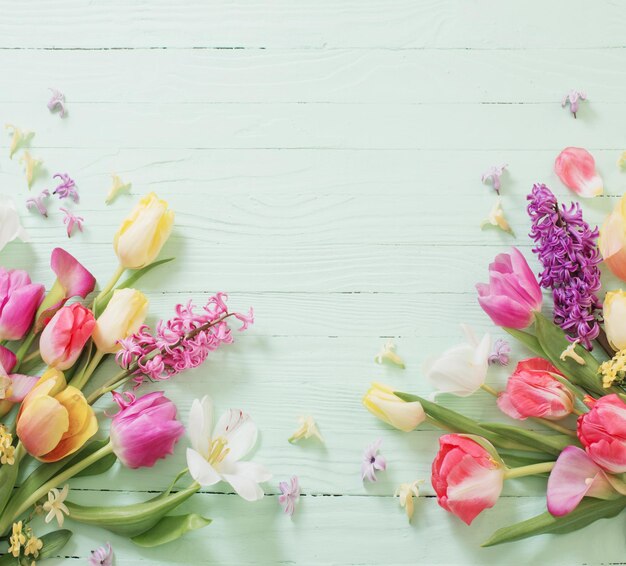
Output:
[
  {"xmin": 599, "ymin": 194, "xmax": 626, "ymax": 282},
  {"xmin": 92, "ymin": 288, "xmax": 148, "ymax": 353},
  {"xmin": 16, "ymin": 372, "xmax": 97, "ymax": 463},
  {"xmin": 363, "ymin": 382, "xmax": 425, "ymax": 432},
  {"xmin": 604, "ymin": 290, "xmax": 626, "ymax": 351},
  {"xmin": 114, "ymin": 192, "xmax": 174, "ymax": 269}
]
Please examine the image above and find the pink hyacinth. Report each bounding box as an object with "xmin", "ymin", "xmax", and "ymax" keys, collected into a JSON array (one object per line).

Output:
[
  {"xmin": 60, "ymin": 207, "xmax": 84, "ymax": 238},
  {"xmin": 108, "ymin": 391, "xmax": 184, "ymax": 469},
  {"xmin": 116, "ymin": 292, "xmax": 254, "ymax": 387},
  {"xmin": 53, "ymin": 173, "xmax": 79, "ymax": 202}
]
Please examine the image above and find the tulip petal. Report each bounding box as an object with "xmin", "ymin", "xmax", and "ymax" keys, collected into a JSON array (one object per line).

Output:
[
  {"xmin": 220, "ymin": 460, "xmax": 272, "ymax": 502},
  {"xmin": 0, "ymin": 345, "xmax": 16, "ymax": 374},
  {"xmin": 555, "ymin": 147, "xmax": 603, "ymax": 198},
  {"xmin": 189, "ymin": 396, "xmax": 213, "ymax": 458},
  {"xmin": 51, "ymin": 247, "xmax": 96, "ymax": 300},
  {"xmin": 7, "ymin": 374, "xmax": 39, "ymax": 402},
  {"xmin": 214, "ymin": 410, "xmax": 258, "ymax": 462},
  {"xmin": 17, "ymin": 396, "xmax": 69, "ymax": 457},
  {"xmin": 186, "ymin": 448, "xmax": 221, "ymax": 486}
]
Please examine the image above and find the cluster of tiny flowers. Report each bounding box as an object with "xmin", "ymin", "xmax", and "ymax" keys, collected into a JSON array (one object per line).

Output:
[
  {"xmin": 116, "ymin": 293, "xmax": 254, "ymax": 386},
  {"xmin": 598, "ymin": 349, "xmax": 626, "ymax": 388},
  {"xmin": 527, "ymin": 183, "xmax": 602, "ymax": 348}
]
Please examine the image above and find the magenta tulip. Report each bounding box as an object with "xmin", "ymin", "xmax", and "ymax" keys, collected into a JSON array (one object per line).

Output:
[
  {"xmin": 34, "ymin": 248, "xmax": 96, "ymax": 332},
  {"xmin": 476, "ymin": 247, "xmax": 542, "ymax": 329},
  {"xmin": 109, "ymin": 391, "xmax": 184, "ymax": 469},
  {"xmin": 0, "ymin": 268, "xmax": 45, "ymax": 340},
  {"xmin": 39, "ymin": 303, "xmax": 96, "ymax": 370},
  {"xmin": 0, "ymin": 345, "xmax": 17, "ymax": 374}
]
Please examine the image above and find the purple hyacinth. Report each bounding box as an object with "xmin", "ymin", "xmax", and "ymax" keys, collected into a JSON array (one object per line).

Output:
[{"xmin": 527, "ymin": 183, "xmax": 602, "ymax": 349}]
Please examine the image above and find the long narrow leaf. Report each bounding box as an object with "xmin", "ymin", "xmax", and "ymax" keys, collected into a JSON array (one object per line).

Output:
[
  {"xmin": 480, "ymin": 422, "xmax": 576, "ymax": 456},
  {"xmin": 504, "ymin": 327, "xmax": 545, "ymax": 357},
  {"xmin": 132, "ymin": 514, "xmax": 212, "ymax": 547}
]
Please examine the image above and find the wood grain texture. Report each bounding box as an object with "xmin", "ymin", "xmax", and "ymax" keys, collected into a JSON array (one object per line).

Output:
[{"xmin": 0, "ymin": 1, "xmax": 625, "ymax": 564}]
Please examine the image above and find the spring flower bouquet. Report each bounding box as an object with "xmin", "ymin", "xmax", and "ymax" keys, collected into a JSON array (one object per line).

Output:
[
  {"xmin": 365, "ymin": 182, "xmax": 626, "ymax": 546},
  {"xmin": 0, "ymin": 193, "xmax": 265, "ymax": 564}
]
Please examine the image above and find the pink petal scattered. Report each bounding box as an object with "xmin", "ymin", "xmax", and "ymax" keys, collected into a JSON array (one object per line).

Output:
[{"xmin": 554, "ymin": 147, "xmax": 603, "ymax": 198}]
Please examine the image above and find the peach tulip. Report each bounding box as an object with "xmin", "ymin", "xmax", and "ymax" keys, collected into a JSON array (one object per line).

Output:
[{"xmin": 600, "ymin": 194, "xmax": 626, "ymax": 282}]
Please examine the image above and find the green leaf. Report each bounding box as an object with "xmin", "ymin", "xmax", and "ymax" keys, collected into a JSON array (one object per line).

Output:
[
  {"xmin": 533, "ymin": 313, "xmax": 606, "ymax": 395},
  {"xmin": 65, "ymin": 483, "xmax": 200, "ymax": 537},
  {"xmin": 38, "ymin": 529, "xmax": 73, "ymax": 559},
  {"xmin": 0, "ymin": 458, "xmax": 20, "ymax": 519},
  {"xmin": 131, "ymin": 513, "xmax": 212, "ymax": 547},
  {"xmin": 95, "ymin": 258, "xmax": 175, "ymax": 316},
  {"xmin": 503, "ymin": 327, "xmax": 545, "ymax": 357},
  {"xmin": 73, "ymin": 451, "xmax": 117, "ymax": 478},
  {"xmin": 479, "ymin": 422, "xmax": 575, "ymax": 456},
  {"xmin": 482, "ymin": 497, "xmax": 626, "ymax": 547}
]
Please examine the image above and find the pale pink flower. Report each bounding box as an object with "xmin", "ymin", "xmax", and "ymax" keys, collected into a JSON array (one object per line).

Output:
[
  {"xmin": 481, "ymin": 164, "xmax": 508, "ymax": 194},
  {"xmin": 89, "ymin": 542, "xmax": 113, "ymax": 566},
  {"xmin": 60, "ymin": 207, "xmax": 84, "ymax": 238},
  {"xmin": 26, "ymin": 189, "xmax": 50, "ymax": 217},
  {"xmin": 562, "ymin": 90, "xmax": 586, "ymax": 118},
  {"xmin": 53, "ymin": 173, "xmax": 79, "ymax": 202},
  {"xmin": 361, "ymin": 439, "xmax": 386, "ymax": 483},
  {"xmin": 278, "ymin": 476, "xmax": 300, "ymax": 516},
  {"xmin": 47, "ymin": 88, "xmax": 67, "ymax": 117}
]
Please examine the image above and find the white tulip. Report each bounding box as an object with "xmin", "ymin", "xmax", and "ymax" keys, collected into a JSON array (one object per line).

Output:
[{"xmin": 0, "ymin": 196, "xmax": 28, "ymax": 253}]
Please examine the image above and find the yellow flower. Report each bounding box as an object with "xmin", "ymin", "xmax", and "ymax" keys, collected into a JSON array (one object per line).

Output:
[
  {"xmin": 106, "ymin": 174, "xmax": 132, "ymax": 204},
  {"xmin": 559, "ymin": 340, "xmax": 586, "ymax": 366},
  {"xmin": 113, "ymin": 192, "xmax": 174, "ymax": 269},
  {"xmin": 599, "ymin": 195, "xmax": 626, "ymax": 282},
  {"xmin": 481, "ymin": 199, "xmax": 514, "ymax": 236},
  {"xmin": 604, "ymin": 290, "xmax": 626, "ymax": 351},
  {"xmin": 598, "ymin": 349, "xmax": 626, "ymax": 388},
  {"xmin": 92, "ymin": 288, "xmax": 148, "ymax": 353},
  {"xmin": 618, "ymin": 151, "xmax": 626, "ymax": 171},
  {"xmin": 0, "ymin": 424, "xmax": 15, "ymax": 465},
  {"xmin": 374, "ymin": 341, "xmax": 405, "ymax": 369},
  {"xmin": 363, "ymin": 382, "xmax": 425, "ymax": 432},
  {"xmin": 288, "ymin": 416, "xmax": 323, "ymax": 443},
  {"xmin": 43, "ymin": 485, "xmax": 70, "ymax": 527},
  {"xmin": 5, "ymin": 124, "xmax": 34, "ymax": 159},
  {"xmin": 9, "ymin": 521, "xmax": 26, "ymax": 557},
  {"xmin": 24, "ymin": 527, "xmax": 43, "ymax": 558},
  {"xmin": 20, "ymin": 151, "xmax": 43, "ymax": 190},
  {"xmin": 395, "ymin": 480, "xmax": 423, "ymax": 521}
]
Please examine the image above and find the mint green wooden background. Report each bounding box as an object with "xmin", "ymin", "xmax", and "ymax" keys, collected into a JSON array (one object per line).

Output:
[{"xmin": 1, "ymin": 1, "xmax": 625, "ymax": 564}]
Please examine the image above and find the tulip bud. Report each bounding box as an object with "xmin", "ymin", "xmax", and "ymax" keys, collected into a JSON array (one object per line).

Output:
[
  {"xmin": 17, "ymin": 373, "xmax": 97, "ymax": 462},
  {"xmin": 363, "ymin": 382, "xmax": 425, "ymax": 432},
  {"xmin": 604, "ymin": 290, "xmax": 626, "ymax": 351},
  {"xmin": 0, "ymin": 268, "xmax": 45, "ymax": 340},
  {"xmin": 40, "ymin": 303, "xmax": 96, "ymax": 370},
  {"xmin": 432, "ymin": 434, "xmax": 505, "ymax": 525},
  {"xmin": 599, "ymin": 195, "xmax": 626, "ymax": 283},
  {"xmin": 114, "ymin": 193, "xmax": 174, "ymax": 269},
  {"xmin": 92, "ymin": 289, "xmax": 148, "ymax": 353},
  {"xmin": 476, "ymin": 247, "xmax": 542, "ymax": 329},
  {"xmin": 109, "ymin": 391, "xmax": 184, "ymax": 469}
]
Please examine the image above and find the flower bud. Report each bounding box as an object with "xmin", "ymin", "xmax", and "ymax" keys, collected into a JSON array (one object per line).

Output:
[
  {"xmin": 604, "ymin": 290, "xmax": 626, "ymax": 351},
  {"xmin": 599, "ymin": 194, "xmax": 626, "ymax": 283},
  {"xmin": 109, "ymin": 391, "xmax": 184, "ymax": 469},
  {"xmin": 114, "ymin": 193, "xmax": 174, "ymax": 269},
  {"xmin": 92, "ymin": 289, "xmax": 148, "ymax": 353},
  {"xmin": 363, "ymin": 382, "xmax": 425, "ymax": 432},
  {"xmin": 40, "ymin": 303, "xmax": 96, "ymax": 370},
  {"xmin": 0, "ymin": 268, "xmax": 45, "ymax": 340}
]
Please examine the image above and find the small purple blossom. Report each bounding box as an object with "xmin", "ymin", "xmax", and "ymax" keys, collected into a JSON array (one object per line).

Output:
[
  {"xmin": 47, "ymin": 88, "xmax": 67, "ymax": 117},
  {"xmin": 88, "ymin": 542, "xmax": 113, "ymax": 566},
  {"xmin": 361, "ymin": 439, "xmax": 386, "ymax": 483},
  {"xmin": 527, "ymin": 183, "xmax": 602, "ymax": 349},
  {"xmin": 481, "ymin": 164, "xmax": 508, "ymax": 194},
  {"xmin": 488, "ymin": 338, "xmax": 511, "ymax": 366},
  {"xmin": 561, "ymin": 90, "xmax": 586, "ymax": 118},
  {"xmin": 116, "ymin": 292, "xmax": 253, "ymax": 387},
  {"xmin": 278, "ymin": 476, "xmax": 300, "ymax": 516},
  {"xmin": 60, "ymin": 207, "xmax": 84, "ymax": 238},
  {"xmin": 53, "ymin": 173, "xmax": 79, "ymax": 202},
  {"xmin": 26, "ymin": 189, "xmax": 50, "ymax": 217}
]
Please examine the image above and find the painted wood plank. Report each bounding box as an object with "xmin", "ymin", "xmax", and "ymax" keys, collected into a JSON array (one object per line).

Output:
[
  {"xmin": 0, "ymin": 49, "xmax": 623, "ymax": 104},
  {"xmin": 0, "ymin": 0, "xmax": 623, "ymax": 49}
]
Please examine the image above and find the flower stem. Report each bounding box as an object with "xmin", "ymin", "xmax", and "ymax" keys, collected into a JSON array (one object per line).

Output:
[
  {"xmin": 533, "ymin": 418, "xmax": 577, "ymax": 437},
  {"xmin": 480, "ymin": 384, "xmax": 499, "ymax": 397},
  {"xmin": 70, "ymin": 349, "xmax": 105, "ymax": 391},
  {"xmin": 504, "ymin": 461, "xmax": 555, "ymax": 480},
  {"xmin": 0, "ymin": 442, "xmax": 113, "ymax": 534},
  {"xmin": 12, "ymin": 331, "xmax": 37, "ymax": 372},
  {"xmin": 93, "ymin": 264, "xmax": 125, "ymax": 312}
]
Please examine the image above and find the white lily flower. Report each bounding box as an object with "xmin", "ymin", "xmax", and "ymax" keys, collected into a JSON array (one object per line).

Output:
[
  {"xmin": 424, "ymin": 325, "xmax": 491, "ymax": 397},
  {"xmin": 0, "ymin": 196, "xmax": 29, "ymax": 253},
  {"xmin": 186, "ymin": 396, "xmax": 271, "ymax": 502}
]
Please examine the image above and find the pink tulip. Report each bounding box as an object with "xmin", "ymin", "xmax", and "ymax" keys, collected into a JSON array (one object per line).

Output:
[
  {"xmin": 577, "ymin": 394, "xmax": 626, "ymax": 473},
  {"xmin": 109, "ymin": 391, "xmax": 184, "ymax": 469},
  {"xmin": 554, "ymin": 147, "xmax": 603, "ymax": 198},
  {"xmin": 35, "ymin": 248, "xmax": 96, "ymax": 332},
  {"xmin": 547, "ymin": 446, "xmax": 618, "ymax": 516},
  {"xmin": 39, "ymin": 303, "xmax": 96, "ymax": 370},
  {"xmin": 0, "ymin": 268, "xmax": 45, "ymax": 341},
  {"xmin": 431, "ymin": 434, "xmax": 504, "ymax": 525},
  {"xmin": 0, "ymin": 345, "xmax": 17, "ymax": 374},
  {"xmin": 497, "ymin": 358, "xmax": 574, "ymax": 421},
  {"xmin": 476, "ymin": 248, "xmax": 543, "ymax": 329}
]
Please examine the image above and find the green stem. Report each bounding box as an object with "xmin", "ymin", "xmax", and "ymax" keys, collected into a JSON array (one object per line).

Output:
[
  {"xmin": 481, "ymin": 384, "xmax": 499, "ymax": 397},
  {"xmin": 70, "ymin": 349, "xmax": 105, "ymax": 391},
  {"xmin": 12, "ymin": 332, "xmax": 37, "ymax": 371},
  {"xmin": 504, "ymin": 461, "xmax": 555, "ymax": 480},
  {"xmin": 1, "ymin": 442, "xmax": 114, "ymax": 533},
  {"xmin": 93, "ymin": 264, "xmax": 125, "ymax": 312},
  {"xmin": 533, "ymin": 418, "xmax": 577, "ymax": 437}
]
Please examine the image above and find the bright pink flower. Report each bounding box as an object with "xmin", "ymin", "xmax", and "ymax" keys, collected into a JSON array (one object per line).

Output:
[
  {"xmin": 39, "ymin": 303, "xmax": 96, "ymax": 370},
  {"xmin": 476, "ymin": 248, "xmax": 543, "ymax": 329},
  {"xmin": 0, "ymin": 268, "xmax": 45, "ymax": 341},
  {"xmin": 0, "ymin": 345, "xmax": 17, "ymax": 374},
  {"xmin": 547, "ymin": 446, "xmax": 618, "ymax": 516},
  {"xmin": 431, "ymin": 434, "xmax": 504, "ymax": 525},
  {"xmin": 554, "ymin": 147, "xmax": 603, "ymax": 198},
  {"xmin": 109, "ymin": 391, "xmax": 184, "ymax": 469},
  {"xmin": 497, "ymin": 358, "xmax": 574, "ymax": 421},
  {"xmin": 35, "ymin": 248, "xmax": 96, "ymax": 332},
  {"xmin": 578, "ymin": 394, "xmax": 626, "ymax": 473}
]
